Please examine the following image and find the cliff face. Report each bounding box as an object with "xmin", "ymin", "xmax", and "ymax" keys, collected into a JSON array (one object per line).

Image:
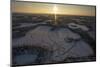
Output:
[{"xmin": 12, "ymin": 25, "xmax": 94, "ymax": 65}]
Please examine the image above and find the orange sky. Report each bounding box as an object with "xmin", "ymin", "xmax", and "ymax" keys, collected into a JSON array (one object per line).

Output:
[{"xmin": 12, "ymin": 1, "xmax": 96, "ymax": 16}]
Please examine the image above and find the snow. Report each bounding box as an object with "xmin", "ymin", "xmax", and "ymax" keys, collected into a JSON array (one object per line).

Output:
[
  {"xmin": 13, "ymin": 22, "xmax": 47, "ymax": 29},
  {"xmin": 68, "ymin": 23, "xmax": 89, "ymax": 31},
  {"xmin": 13, "ymin": 25, "xmax": 93, "ymax": 63}
]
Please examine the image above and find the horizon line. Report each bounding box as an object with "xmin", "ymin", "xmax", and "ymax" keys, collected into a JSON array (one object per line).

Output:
[{"xmin": 12, "ymin": 12, "xmax": 96, "ymax": 17}]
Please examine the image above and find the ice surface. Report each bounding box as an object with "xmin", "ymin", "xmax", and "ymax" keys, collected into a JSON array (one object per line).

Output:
[
  {"xmin": 15, "ymin": 54, "xmax": 38, "ymax": 65},
  {"xmin": 68, "ymin": 23, "xmax": 89, "ymax": 31},
  {"xmin": 13, "ymin": 25, "xmax": 93, "ymax": 63}
]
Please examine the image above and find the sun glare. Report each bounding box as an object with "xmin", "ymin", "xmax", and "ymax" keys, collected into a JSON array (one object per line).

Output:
[
  {"xmin": 53, "ymin": 5, "xmax": 58, "ymax": 25},
  {"xmin": 53, "ymin": 5, "xmax": 58, "ymax": 14}
]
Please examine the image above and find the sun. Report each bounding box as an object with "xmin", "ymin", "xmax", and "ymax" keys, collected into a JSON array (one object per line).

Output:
[{"xmin": 53, "ymin": 5, "xmax": 58, "ymax": 14}]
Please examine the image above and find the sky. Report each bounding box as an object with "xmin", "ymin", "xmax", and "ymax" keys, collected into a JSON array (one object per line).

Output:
[{"xmin": 11, "ymin": 1, "xmax": 96, "ymax": 16}]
